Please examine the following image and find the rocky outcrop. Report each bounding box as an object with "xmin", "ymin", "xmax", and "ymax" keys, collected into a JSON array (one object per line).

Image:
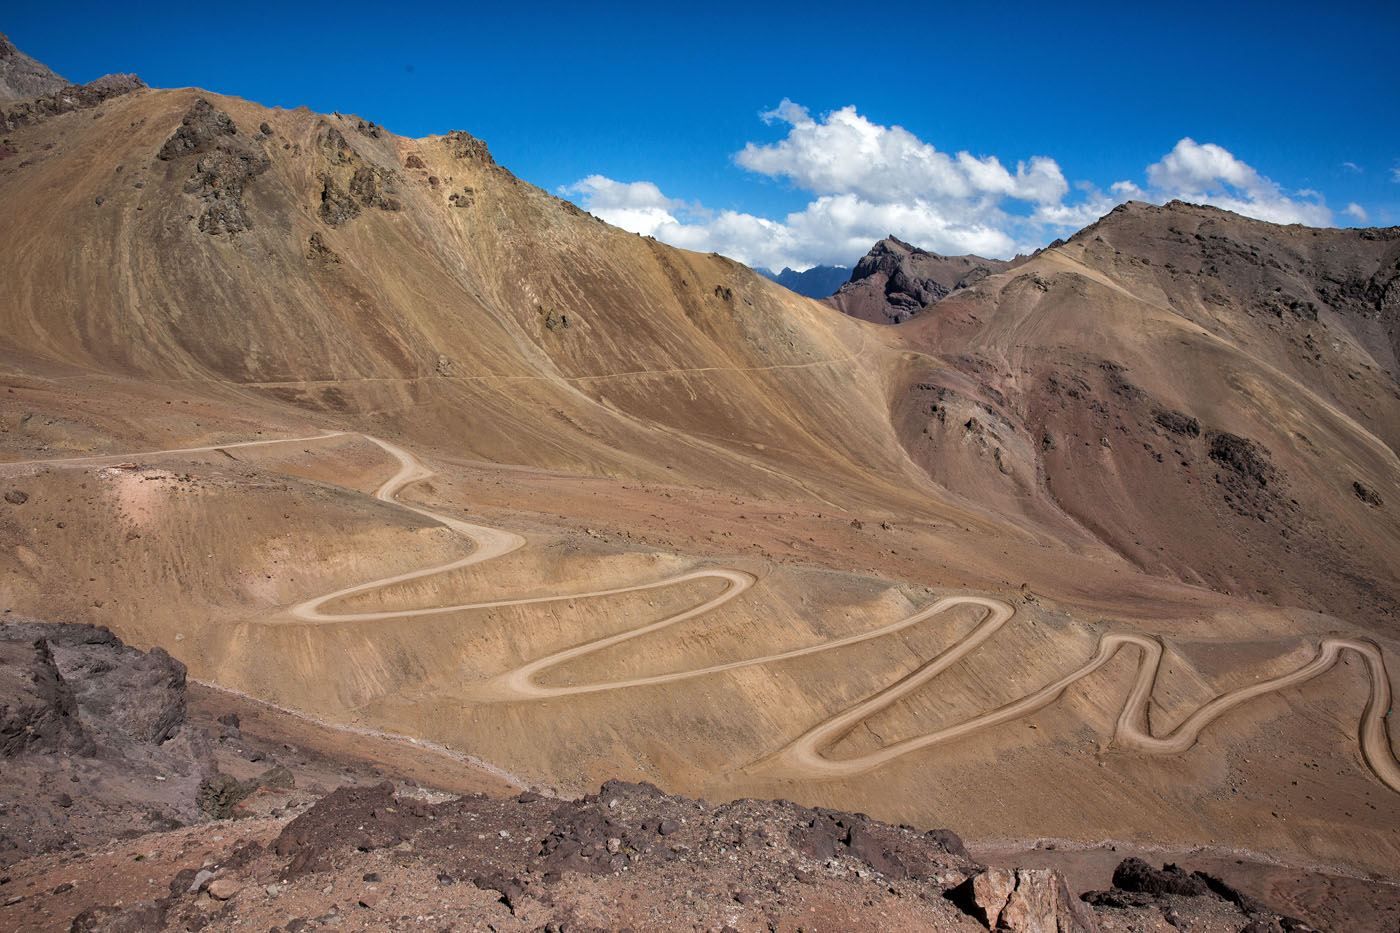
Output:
[
  {"xmin": 315, "ymin": 124, "xmax": 401, "ymax": 225},
  {"xmin": 950, "ymin": 867, "xmax": 1099, "ymax": 932},
  {"xmin": 445, "ymin": 129, "xmax": 494, "ymax": 164},
  {"xmin": 0, "ymin": 32, "xmax": 69, "ymax": 101},
  {"xmin": 0, "ymin": 637, "xmax": 89, "ymax": 757},
  {"xmin": 0, "ymin": 72, "xmax": 144, "ymax": 132},
  {"xmin": 0, "ymin": 620, "xmax": 215, "ymax": 867},
  {"xmin": 827, "ymin": 236, "xmax": 1015, "ymax": 324},
  {"xmin": 1082, "ymin": 858, "xmax": 1315, "ymax": 930},
  {"xmin": 157, "ymin": 98, "xmax": 270, "ymax": 235}
]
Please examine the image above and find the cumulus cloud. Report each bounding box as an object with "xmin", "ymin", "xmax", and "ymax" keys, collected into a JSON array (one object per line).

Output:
[
  {"xmin": 563, "ymin": 104, "xmax": 1354, "ymax": 272},
  {"xmin": 1344, "ymin": 202, "xmax": 1369, "ymax": 222},
  {"xmin": 735, "ymin": 102, "xmax": 1068, "ymax": 207},
  {"xmin": 1134, "ymin": 138, "xmax": 1331, "ymax": 225},
  {"xmin": 558, "ymin": 175, "xmax": 684, "ymax": 237}
]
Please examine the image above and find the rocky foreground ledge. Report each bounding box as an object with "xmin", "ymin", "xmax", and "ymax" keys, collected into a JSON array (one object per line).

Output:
[{"xmin": 0, "ymin": 621, "xmax": 1321, "ymax": 931}]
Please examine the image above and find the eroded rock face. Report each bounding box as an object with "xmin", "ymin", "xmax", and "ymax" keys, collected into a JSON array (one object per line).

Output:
[
  {"xmin": 0, "ymin": 31, "xmax": 69, "ymax": 100},
  {"xmin": 157, "ymin": 98, "xmax": 270, "ymax": 234},
  {"xmin": 314, "ymin": 123, "xmax": 401, "ymax": 225},
  {"xmin": 950, "ymin": 866, "xmax": 1099, "ymax": 932},
  {"xmin": 0, "ymin": 619, "xmax": 215, "ymax": 867},
  {"xmin": 445, "ymin": 129, "xmax": 494, "ymax": 164},
  {"xmin": 827, "ymin": 236, "xmax": 1015, "ymax": 324},
  {"xmin": 0, "ymin": 637, "xmax": 89, "ymax": 757},
  {"xmin": 0, "ymin": 72, "xmax": 144, "ymax": 132},
  {"xmin": 1, "ymin": 621, "xmax": 188, "ymax": 745}
]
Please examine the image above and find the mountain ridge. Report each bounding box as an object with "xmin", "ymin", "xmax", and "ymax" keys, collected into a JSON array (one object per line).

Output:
[
  {"xmin": 1, "ymin": 60, "xmax": 1398, "ymax": 913},
  {"xmin": 0, "ymin": 31, "xmax": 67, "ymax": 100}
]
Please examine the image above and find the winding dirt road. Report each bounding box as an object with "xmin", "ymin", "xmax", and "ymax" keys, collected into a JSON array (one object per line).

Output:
[{"xmin": 6, "ymin": 431, "xmax": 1397, "ymax": 793}]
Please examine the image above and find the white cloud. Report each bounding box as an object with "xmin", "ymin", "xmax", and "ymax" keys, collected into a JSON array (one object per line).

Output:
[
  {"xmin": 1344, "ymin": 202, "xmax": 1369, "ymax": 223},
  {"xmin": 558, "ymin": 175, "xmax": 683, "ymax": 237},
  {"xmin": 1135, "ymin": 138, "xmax": 1331, "ymax": 226},
  {"xmin": 564, "ymin": 101, "xmax": 1072, "ymax": 270},
  {"xmin": 1392, "ymin": 166, "xmax": 1400, "ymax": 183},
  {"xmin": 1341, "ymin": 161, "xmax": 1362, "ymax": 174},
  {"xmin": 735, "ymin": 102, "xmax": 1068, "ymax": 208},
  {"xmin": 563, "ymin": 106, "xmax": 1346, "ymax": 272}
]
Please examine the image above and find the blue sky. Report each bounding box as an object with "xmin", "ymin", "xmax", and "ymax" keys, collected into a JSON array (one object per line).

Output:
[{"xmin": 7, "ymin": 1, "xmax": 1398, "ymax": 269}]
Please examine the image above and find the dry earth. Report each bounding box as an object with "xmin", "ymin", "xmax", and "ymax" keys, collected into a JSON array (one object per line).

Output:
[{"xmin": 0, "ymin": 59, "xmax": 1398, "ymax": 930}]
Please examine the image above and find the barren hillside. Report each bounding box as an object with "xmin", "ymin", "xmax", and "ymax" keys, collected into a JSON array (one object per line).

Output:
[{"xmin": 1, "ymin": 65, "xmax": 1397, "ymax": 918}]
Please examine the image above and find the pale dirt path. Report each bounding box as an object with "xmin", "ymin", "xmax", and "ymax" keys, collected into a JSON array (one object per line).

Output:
[{"xmin": 4, "ymin": 431, "xmax": 1397, "ymax": 794}]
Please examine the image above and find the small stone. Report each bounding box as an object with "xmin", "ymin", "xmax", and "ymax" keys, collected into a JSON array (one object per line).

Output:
[
  {"xmin": 658, "ymin": 819, "xmax": 680, "ymax": 836},
  {"xmin": 188, "ymin": 869, "xmax": 215, "ymax": 893},
  {"xmin": 606, "ymin": 837, "xmax": 622, "ymax": 854},
  {"xmin": 3, "ymin": 490, "xmax": 27, "ymax": 505},
  {"xmin": 358, "ymin": 893, "xmax": 380, "ymax": 909},
  {"xmin": 206, "ymin": 878, "xmax": 241, "ymax": 900}
]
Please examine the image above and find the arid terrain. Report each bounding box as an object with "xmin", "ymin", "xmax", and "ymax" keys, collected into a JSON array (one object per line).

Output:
[{"xmin": 0, "ymin": 36, "xmax": 1397, "ymax": 931}]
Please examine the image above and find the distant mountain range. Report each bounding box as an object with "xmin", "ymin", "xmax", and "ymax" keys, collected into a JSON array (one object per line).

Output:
[
  {"xmin": 757, "ymin": 264, "xmax": 851, "ymax": 298},
  {"xmin": 761, "ymin": 237, "xmax": 1022, "ymax": 324}
]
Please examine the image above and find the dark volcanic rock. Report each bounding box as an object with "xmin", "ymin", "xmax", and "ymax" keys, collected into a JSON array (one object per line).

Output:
[
  {"xmin": 1353, "ymin": 480, "xmax": 1384, "ymax": 507},
  {"xmin": 1111, "ymin": 857, "xmax": 1209, "ymax": 897},
  {"xmin": 273, "ymin": 781, "xmax": 431, "ymax": 876},
  {"xmin": 827, "ymin": 236, "xmax": 1015, "ymax": 324},
  {"xmin": 1154, "ymin": 408, "xmax": 1201, "ymax": 437},
  {"xmin": 0, "ymin": 620, "xmax": 215, "ymax": 867},
  {"xmin": 0, "ymin": 637, "xmax": 89, "ymax": 757},
  {"xmin": 158, "ymin": 98, "xmax": 270, "ymax": 234},
  {"xmin": 0, "ymin": 72, "xmax": 145, "ymax": 133},
  {"xmin": 1080, "ymin": 859, "xmax": 1315, "ymax": 931},
  {"xmin": 1, "ymin": 621, "xmax": 187, "ymax": 744},
  {"xmin": 157, "ymin": 98, "xmax": 237, "ymax": 160}
]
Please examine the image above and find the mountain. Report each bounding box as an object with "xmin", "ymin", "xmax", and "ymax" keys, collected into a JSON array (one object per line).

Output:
[
  {"xmin": 0, "ymin": 32, "xmax": 67, "ymax": 100},
  {"xmin": 827, "ymin": 236, "xmax": 1017, "ymax": 323},
  {"xmin": 759, "ymin": 263, "xmax": 850, "ymax": 298},
  {"xmin": 2, "ymin": 60, "xmax": 1399, "ymax": 914}
]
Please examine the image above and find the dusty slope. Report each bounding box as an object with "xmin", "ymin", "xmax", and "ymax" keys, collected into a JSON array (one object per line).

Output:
[
  {"xmin": 0, "ymin": 78, "xmax": 1398, "ymax": 888},
  {"xmin": 896, "ymin": 201, "xmax": 1400, "ymax": 630}
]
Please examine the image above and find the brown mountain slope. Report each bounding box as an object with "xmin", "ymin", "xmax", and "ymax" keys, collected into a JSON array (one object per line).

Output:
[
  {"xmin": 1, "ymin": 78, "xmax": 1398, "ymax": 885},
  {"xmin": 827, "ymin": 236, "xmax": 1017, "ymax": 324},
  {"xmin": 895, "ymin": 201, "xmax": 1400, "ymax": 631}
]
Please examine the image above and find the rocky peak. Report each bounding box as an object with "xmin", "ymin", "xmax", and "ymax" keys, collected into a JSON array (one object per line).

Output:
[
  {"xmin": 828, "ymin": 235, "xmax": 1014, "ymax": 324},
  {"xmin": 0, "ymin": 32, "xmax": 68, "ymax": 101}
]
